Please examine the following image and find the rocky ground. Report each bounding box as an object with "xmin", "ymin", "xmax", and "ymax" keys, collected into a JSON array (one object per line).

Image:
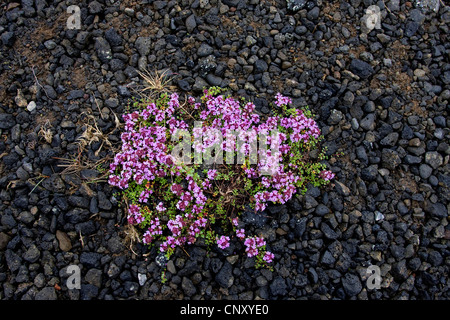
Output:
[{"xmin": 0, "ymin": 0, "xmax": 448, "ymax": 300}]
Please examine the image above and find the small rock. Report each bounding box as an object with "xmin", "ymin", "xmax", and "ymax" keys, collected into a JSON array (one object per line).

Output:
[
  {"xmin": 15, "ymin": 89, "xmax": 27, "ymax": 107},
  {"xmin": 270, "ymin": 276, "xmax": 288, "ymax": 296},
  {"xmin": 0, "ymin": 232, "xmax": 11, "ymax": 250},
  {"xmin": 197, "ymin": 43, "xmax": 214, "ymax": 57},
  {"xmin": 349, "ymin": 59, "xmax": 375, "ymax": 79},
  {"xmin": 425, "ymin": 151, "xmax": 443, "ymax": 169},
  {"xmin": 0, "ymin": 113, "xmax": 16, "ymax": 129},
  {"xmin": 182, "ymin": 277, "xmax": 197, "ymax": 296},
  {"xmin": 419, "ymin": 164, "xmax": 433, "ymax": 179},
  {"xmin": 215, "ymin": 262, "xmax": 234, "ymax": 288},
  {"xmin": 342, "ymin": 273, "xmax": 362, "ymax": 297},
  {"xmin": 56, "ymin": 230, "xmax": 72, "ymax": 252},
  {"xmin": 360, "ymin": 113, "xmax": 376, "ymax": 131},
  {"xmin": 186, "ymin": 14, "xmax": 197, "ymax": 33},
  {"xmin": 35, "ymin": 287, "xmax": 57, "ymax": 300},
  {"xmin": 94, "ymin": 37, "xmax": 112, "ymax": 64},
  {"xmin": 138, "ymin": 273, "xmax": 147, "ymax": 286},
  {"xmin": 23, "ymin": 244, "xmax": 40, "ymax": 263},
  {"xmin": 334, "ymin": 181, "xmax": 350, "ymax": 196},
  {"xmin": 286, "ymin": 0, "xmax": 308, "ymax": 12},
  {"xmin": 27, "ymin": 101, "xmax": 37, "ymax": 112}
]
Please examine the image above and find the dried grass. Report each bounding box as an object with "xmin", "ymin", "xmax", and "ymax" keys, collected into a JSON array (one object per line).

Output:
[{"xmin": 135, "ymin": 69, "xmax": 177, "ymax": 100}]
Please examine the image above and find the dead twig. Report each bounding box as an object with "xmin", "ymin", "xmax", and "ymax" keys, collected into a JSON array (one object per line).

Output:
[{"xmin": 31, "ymin": 65, "xmax": 54, "ymax": 102}]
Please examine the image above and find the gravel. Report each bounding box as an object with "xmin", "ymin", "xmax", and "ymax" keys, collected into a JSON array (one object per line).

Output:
[{"xmin": 0, "ymin": 0, "xmax": 448, "ymax": 301}]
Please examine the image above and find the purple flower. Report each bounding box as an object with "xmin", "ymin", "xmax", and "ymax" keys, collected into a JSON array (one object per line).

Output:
[
  {"xmin": 207, "ymin": 169, "xmax": 218, "ymax": 180},
  {"xmin": 263, "ymin": 251, "xmax": 274, "ymax": 263},
  {"xmin": 217, "ymin": 235, "xmax": 230, "ymax": 249}
]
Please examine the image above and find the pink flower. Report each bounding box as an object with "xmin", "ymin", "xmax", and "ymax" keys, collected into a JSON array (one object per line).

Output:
[
  {"xmin": 217, "ymin": 235, "xmax": 230, "ymax": 249},
  {"xmin": 155, "ymin": 201, "xmax": 166, "ymax": 212},
  {"xmin": 207, "ymin": 169, "xmax": 218, "ymax": 180},
  {"xmin": 263, "ymin": 251, "xmax": 274, "ymax": 263},
  {"xmin": 236, "ymin": 229, "xmax": 245, "ymax": 239},
  {"xmin": 320, "ymin": 170, "xmax": 335, "ymax": 181}
]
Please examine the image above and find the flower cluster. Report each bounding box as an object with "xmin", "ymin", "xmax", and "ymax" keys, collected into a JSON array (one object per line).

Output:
[{"xmin": 109, "ymin": 87, "xmax": 334, "ymax": 269}]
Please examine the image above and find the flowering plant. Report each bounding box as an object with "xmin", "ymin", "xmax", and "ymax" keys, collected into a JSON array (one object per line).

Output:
[{"xmin": 109, "ymin": 87, "xmax": 334, "ymax": 269}]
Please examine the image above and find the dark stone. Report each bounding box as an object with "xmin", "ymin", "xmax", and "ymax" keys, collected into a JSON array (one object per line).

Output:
[
  {"xmin": 424, "ymin": 202, "xmax": 447, "ymax": 218},
  {"xmin": 0, "ymin": 113, "xmax": 16, "ymax": 129},
  {"xmin": 105, "ymin": 28, "xmax": 122, "ymax": 46},
  {"xmin": 182, "ymin": 277, "xmax": 197, "ymax": 296},
  {"xmin": 80, "ymin": 252, "xmax": 102, "ymax": 268},
  {"xmin": 80, "ymin": 284, "xmax": 99, "ymax": 300},
  {"xmin": 321, "ymin": 223, "xmax": 339, "ymax": 240},
  {"xmin": 342, "ymin": 273, "xmax": 362, "ymax": 297},
  {"xmin": 315, "ymin": 204, "xmax": 329, "ymax": 216},
  {"xmin": 428, "ymin": 250, "xmax": 443, "ymax": 266},
  {"xmin": 254, "ymin": 59, "xmax": 268, "ymax": 73},
  {"xmin": 5, "ymin": 249, "xmax": 22, "ymax": 272},
  {"xmin": 186, "ymin": 14, "xmax": 197, "ymax": 33},
  {"xmin": 270, "ymin": 276, "xmax": 288, "ymax": 296},
  {"xmin": 215, "ymin": 262, "xmax": 234, "ymax": 288},
  {"xmin": 1, "ymin": 31, "xmax": 15, "ymax": 47},
  {"xmin": 381, "ymin": 149, "xmax": 400, "ymax": 170},
  {"xmin": 405, "ymin": 21, "xmax": 420, "ymax": 37},
  {"xmin": 94, "ymin": 37, "xmax": 112, "ymax": 63},
  {"xmin": 178, "ymin": 79, "xmax": 191, "ymax": 91},
  {"xmin": 197, "ymin": 43, "xmax": 214, "ymax": 57},
  {"xmin": 349, "ymin": 59, "xmax": 375, "ymax": 79},
  {"xmin": 287, "ymin": 0, "xmax": 308, "ymax": 12},
  {"xmin": 361, "ymin": 165, "xmax": 378, "ymax": 181},
  {"xmin": 35, "ymin": 287, "xmax": 57, "ymax": 300}
]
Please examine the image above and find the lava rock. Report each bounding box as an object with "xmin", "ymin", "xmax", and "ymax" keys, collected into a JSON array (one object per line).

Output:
[
  {"xmin": 349, "ymin": 59, "xmax": 375, "ymax": 79},
  {"xmin": 342, "ymin": 273, "xmax": 362, "ymax": 297},
  {"xmin": 215, "ymin": 262, "xmax": 234, "ymax": 288},
  {"xmin": 95, "ymin": 37, "xmax": 112, "ymax": 64}
]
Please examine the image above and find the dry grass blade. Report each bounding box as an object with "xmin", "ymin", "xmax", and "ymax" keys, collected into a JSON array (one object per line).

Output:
[
  {"xmin": 136, "ymin": 69, "xmax": 178, "ymax": 99},
  {"xmin": 122, "ymin": 224, "xmax": 140, "ymax": 256},
  {"xmin": 77, "ymin": 110, "xmax": 121, "ymax": 157},
  {"xmin": 38, "ymin": 119, "xmax": 53, "ymax": 144}
]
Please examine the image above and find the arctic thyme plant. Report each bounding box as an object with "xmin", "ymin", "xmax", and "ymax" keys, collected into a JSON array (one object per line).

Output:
[{"xmin": 108, "ymin": 87, "xmax": 334, "ymax": 269}]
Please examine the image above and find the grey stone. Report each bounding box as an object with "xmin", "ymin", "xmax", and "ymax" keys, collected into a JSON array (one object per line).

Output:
[
  {"xmin": 215, "ymin": 262, "xmax": 234, "ymax": 288},
  {"xmin": 270, "ymin": 276, "xmax": 288, "ymax": 296},
  {"xmin": 342, "ymin": 273, "xmax": 362, "ymax": 297},
  {"xmin": 23, "ymin": 244, "xmax": 40, "ymax": 263},
  {"xmin": 0, "ymin": 232, "xmax": 11, "ymax": 250},
  {"xmin": 349, "ymin": 59, "xmax": 374, "ymax": 79},
  {"xmin": 321, "ymin": 223, "xmax": 339, "ymax": 240},
  {"xmin": 6, "ymin": 249, "xmax": 22, "ymax": 272},
  {"xmin": 254, "ymin": 59, "xmax": 268, "ymax": 73},
  {"xmin": 360, "ymin": 113, "xmax": 376, "ymax": 131},
  {"xmin": 380, "ymin": 132, "xmax": 399, "ymax": 146},
  {"xmin": 186, "ymin": 14, "xmax": 197, "ymax": 33},
  {"xmin": 105, "ymin": 28, "xmax": 122, "ymax": 46},
  {"xmin": 35, "ymin": 287, "xmax": 57, "ymax": 300},
  {"xmin": 85, "ymin": 268, "xmax": 103, "ymax": 287},
  {"xmin": 197, "ymin": 43, "xmax": 214, "ymax": 57},
  {"xmin": 182, "ymin": 277, "xmax": 197, "ymax": 296},
  {"xmin": 80, "ymin": 252, "xmax": 102, "ymax": 268},
  {"xmin": 135, "ymin": 37, "xmax": 152, "ymax": 56},
  {"xmin": 424, "ymin": 202, "xmax": 448, "ymax": 218},
  {"xmin": 425, "ymin": 151, "xmax": 443, "ymax": 169},
  {"xmin": 286, "ymin": 0, "xmax": 308, "ymax": 12},
  {"xmin": 419, "ymin": 164, "xmax": 433, "ymax": 179},
  {"xmin": 94, "ymin": 37, "xmax": 112, "ymax": 63},
  {"xmin": 381, "ymin": 149, "xmax": 401, "ymax": 170},
  {"xmin": 0, "ymin": 113, "xmax": 15, "ymax": 129}
]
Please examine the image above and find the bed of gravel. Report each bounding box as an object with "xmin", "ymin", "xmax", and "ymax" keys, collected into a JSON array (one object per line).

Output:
[{"xmin": 0, "ymin": 0, "xmax": 448, "ymax": 300}]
